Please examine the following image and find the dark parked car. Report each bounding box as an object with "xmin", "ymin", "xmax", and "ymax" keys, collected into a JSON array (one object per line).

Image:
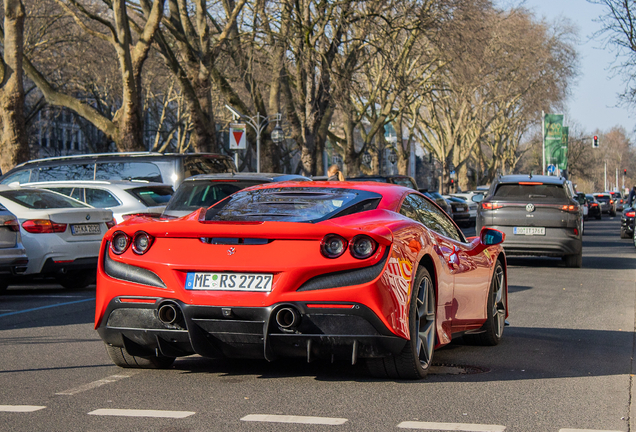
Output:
[
  {"xmin": 476, "ymin": 174, "xmax": 583, "ymax": 267},
  {"xmin": 163, "ymin": 173, "xmax": 311, "ymax": 218},
  {"xmin": 585, "ymin": 194, "xmax": 602, "ymax": 220},
  {"xmin": 345, "ymin": 175, "xmax": 418, "ymax": 190},
  {"xmin": 444, "ymin": 196, "xmax": 472, "ymax": 226}
]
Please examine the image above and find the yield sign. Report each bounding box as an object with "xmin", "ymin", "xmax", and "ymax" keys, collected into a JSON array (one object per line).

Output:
[{"xmin": 229, "ymin": 123, "xmax": 247, "ymax": 150}]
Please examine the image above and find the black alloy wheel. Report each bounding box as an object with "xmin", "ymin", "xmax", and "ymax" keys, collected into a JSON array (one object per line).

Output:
[
  {"xmin": 105, "ymin": 344, "xmax": 175, "ymax": 369},
  {"xmin": 463, "ymin": 261, "xmax": 506, "ymax": 346}
]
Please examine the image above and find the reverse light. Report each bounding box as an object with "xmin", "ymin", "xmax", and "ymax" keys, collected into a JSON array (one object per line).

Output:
[
  {"xmin": 625, "ymin": 211, "xmax": 636, "ymax": 218},
  {"xmin": 132, "ymin": 231, "xmax": 154, "ymax": 255},
  {"xmin": 22, "ymin": 219, "xmax": 67, "ymax": 234},
  {"xmin": 321, "ymin": 234, "xmax": 347, "ymax": 259},
  {"xmin": 110, "ymin": 231, "xmax": 130, "ymax": 255},
  {"xmin": 482, "ymin": 202, "xmax": 503, "ymax": 210},
  {"xmin": 349, "ymin": 235, "xmax": 378, "ymax": 259},
  {"xmin": 2, "ymin": 219, "xmax": 19, "ymax": 232}
]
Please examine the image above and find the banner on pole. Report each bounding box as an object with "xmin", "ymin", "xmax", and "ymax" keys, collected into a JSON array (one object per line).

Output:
[
  {"xmin": 229, "ymin": 123, "xmax": 247, "ymax": 150},
  {"xmin": 544, "ymin": 114, "xmax": 564, "ymax": 172},
  {"xmin": 558, "ymin": 126, "xmax": 568, "ymax": 171}
]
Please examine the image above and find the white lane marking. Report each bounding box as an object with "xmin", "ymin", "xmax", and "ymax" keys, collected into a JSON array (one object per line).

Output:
[
  {"xmin": 0, "ymin": 405, "xmax": 46, "ymax": 412},
  {"xmin": 88, "ymin": 409, "xmax": 195, "ymax": 418},
  {"xmin": 241, "ymin": 414, "xmax": 348, "ymax": 425},
  {"xmin": 55, "ymin": 374, "xmax": 135, "ymax": 395},
  {"xmin": 559, "ymin": 429, "xmax": 624, "ymax": 432},
  {"xmin": 397, "ymin": 421, "xmax": 506, "ymax": 431}
]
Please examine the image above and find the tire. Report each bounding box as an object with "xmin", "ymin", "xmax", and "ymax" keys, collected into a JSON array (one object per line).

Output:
[
  {"xmin": 595, "ymin": 212, "xmax": 601, "ymax": 220},
  {"xmin": 611, "ymin": 210, "xmax": 617, "ymax": 217},
  {"xmin": 563, "ymin": 252, "xmax": 583, "ymax": 268},
  {"xmin": 105, "ymin": 344, "xmax": 175, "ymax": 369},
  {"xmin": 0, "ymin": 279, "xmax": 9, "ymax": 293},
  {"xmin": 55, "ymin": 270, "xmax": 94, "ymax": 290},
  {"xmin": 367, "ymin": 267, "xmax": 436, "ymax": 380},
  {"xmin": 463, "ymin": 261, "xmax": 506, "ymax": 346},
  {"xmin": 621, "ymin": 228, "xmax": 631, "ymax": 239},
  {"xmin": 633, "ymin": 229, "xmax": 636, "ymax": 249}
]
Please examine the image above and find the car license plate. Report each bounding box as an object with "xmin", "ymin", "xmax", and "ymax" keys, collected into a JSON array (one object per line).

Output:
[
  {"xmin": 185, "ymin": 272, "xmax": 273, "ymax": 292},
  {"xmin": 70, "ymin": 223, "xmax": 101, "ymax": 235},
  {"xmin": 513, "ymin": 227, "xmax": 545, "ymax": 236}
]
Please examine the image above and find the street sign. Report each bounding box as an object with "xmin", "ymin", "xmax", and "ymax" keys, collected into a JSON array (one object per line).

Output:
[
  {"xmin": 547, "ymin": 164, "xmax": 556, "ymax": 174},
  {"xmin": 450, "ymin": 170, "xmax": 456, "ymax": 179},
  {"xmin": 229, "ymin": 123, "xmax": 247, "ymax": 150}
]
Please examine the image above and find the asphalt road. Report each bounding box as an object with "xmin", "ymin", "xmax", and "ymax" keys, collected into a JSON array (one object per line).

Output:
[{"xmin": 0, "ymin": 216, "xmax": 634, "ymax": 432}]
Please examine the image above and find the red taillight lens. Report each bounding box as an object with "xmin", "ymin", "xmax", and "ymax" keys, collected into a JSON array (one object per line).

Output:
[
  {"xmin": 625, "ymin": 211, "xmax": 636, "ymax": 217},
  {"xmin": 349, "ymin": 235, "xmax": 378, "ymax": 259},
  {"xmin": 481, "ymin": 202, "xmax": 502, "ymax": 210},
  {"xmin": 610, "ymin": 199, "xmax": 614, "ymax": 204},
  {"xmin": 3, "ymin": 219, "xmax": 19, "ymax": 232},
  {"xmin": 132, "ymin": 231, "xmax": 154, "ymax": 255},
  {"xmin": 591, "ymin": 203, "xmax": 598, "ymax": 207},
  {"xmin": 321, "ymin": 234, "xmax": 347, "ymax": 258},
  {"xmin": 110, "ymin": 231, "xmax": 130, "ymax": 255},
  {"xmin": 106, "ymin": 219, "xmax": 117, "ymax": 229},
  {"xmin": 560, "ymin": 204, "xmax": 579, "ymax": 212},
  {"xmin": 21, "ymin": 219, "xmax": 67, "ymax": 234},
  {"xmin": 574, "ymin": 228, "xmax": 579, "ymax": 236}
]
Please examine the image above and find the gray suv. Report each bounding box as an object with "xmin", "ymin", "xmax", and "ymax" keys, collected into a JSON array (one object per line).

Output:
[{"xmin": 476, "ymin": 175, "xmax": 583, "ymax": 268}]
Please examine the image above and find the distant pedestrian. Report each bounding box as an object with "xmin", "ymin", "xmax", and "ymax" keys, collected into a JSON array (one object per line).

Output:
[
  {"xmin": 327, "ymin": 164, "xmax": 344, "ymax": 181},
  {"xmin": 629, "ymin": 185, "xmax": 636, "ymax": 207}
]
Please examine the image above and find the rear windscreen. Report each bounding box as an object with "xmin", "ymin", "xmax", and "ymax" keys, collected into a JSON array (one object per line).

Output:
[
  {"xmin": 0, "ymin": 189, "xmax": 89, "ymax": 209},
  {"xmin": 166, "ymin": 181, "xmax": 263, "ymax": 212},
  {"xmin": 204, "ymin": 187, "xmax": 382, "ymax": 223},
  {"xmin": 493, "ymin": 184, "xmax": 567, "ymax": 200},
  {"xmin": 183, "ymin": 157, "xmax": 235, "ymax": 178},
  {"xmin": 127, "ymin": 186, "xmax": 174, "ymax": 207}
]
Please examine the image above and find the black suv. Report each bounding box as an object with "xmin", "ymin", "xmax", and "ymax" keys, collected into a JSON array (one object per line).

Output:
[{"xmin": 476, "ymin": 175, "xmax": 583, "ymax": 267}]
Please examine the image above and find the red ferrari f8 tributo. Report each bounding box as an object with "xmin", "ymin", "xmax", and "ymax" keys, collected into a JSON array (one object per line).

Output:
[{"xmin": 95, "ymin": 182, "xmax": 507, "ymax": 379}]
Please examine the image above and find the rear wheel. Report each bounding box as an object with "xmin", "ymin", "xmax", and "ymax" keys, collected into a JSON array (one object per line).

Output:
[
  {"xmin": 367, "ymin": 267, "xmax": 436, "ymax": 380},
  {"xmin": 55, "ymin": 270, "xmax": 94, "ymax": 290},
  {"xmin": 0, "ymin": 279, "xmax": 9, "ymax": 293},
  {"xmin": 105, "ymin": 344, "xmax": 175, "ymax": 369},
  {"xmin": 611, "ymin": 210, "xmax": 617, "ymax": 217},
  {"xmin": 595, "ymin": 212, "xmax": 601, "ymax": 220},
  {"xmin": 621, "ymin": 227, "xmax": 630, "ymax": 239},
  {"xmin": 463, "ymin": 262, "xmax": 506, "ymax": 346},
  {"xmin": 563, "ymin": 252, "xmax": 583, "ymax": 268}
]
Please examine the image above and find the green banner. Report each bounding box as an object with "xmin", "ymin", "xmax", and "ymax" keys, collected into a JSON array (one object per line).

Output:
[
  {"xmin": 558, "ymin": 126, "xmax": 568, "ymax": 171},
  {"xmin": 544, "ymin": 113, "xmax": 564, "ymax": 172}
]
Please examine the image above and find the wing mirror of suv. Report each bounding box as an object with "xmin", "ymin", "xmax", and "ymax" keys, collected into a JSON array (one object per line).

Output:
[{"xmin": 480, "ymin": 227, "xmax": 505, "ymax": 246}]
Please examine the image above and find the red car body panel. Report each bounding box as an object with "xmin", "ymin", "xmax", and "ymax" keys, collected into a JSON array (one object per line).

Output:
[{"xmin": 95, "ymin": 181, "xmax": 507, "ymax": 360}]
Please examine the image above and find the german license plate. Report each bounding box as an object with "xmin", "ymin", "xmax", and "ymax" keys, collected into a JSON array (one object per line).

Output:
[
  {"xmin": 185, "ymin": 272, "xmax": 273, "ymax": 292},
  {"xmin": 513, "ymin": 227, "xmax": 545, "ymax": 236},
  {"xmin": 70, "ymin": 223, "xmax": 101, "ymax": 235}
]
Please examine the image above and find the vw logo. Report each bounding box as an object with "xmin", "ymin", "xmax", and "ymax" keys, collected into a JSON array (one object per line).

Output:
[
  {"xmin": 227, "ymin": 247, "xmax": 236, "ymax": 256},
  {"xmin": 85, "ymin": 214, "xmax": 91, "ymax": 220},
  {"xmin": 525, "ymin": 203, "xmax": 535, "ymax": 212}
]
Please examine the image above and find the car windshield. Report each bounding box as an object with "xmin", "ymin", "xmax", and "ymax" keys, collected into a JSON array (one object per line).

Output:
[
  {"xmin": 203, "ymin": 187, "xmax": 382, "ymax": 223},
  {"xmin": 183, "ymin": 156, "xmax": 235, "ymax": 178},
  {"xmin": 166, "ymin": 180, "xmax": 265, "ymax": 212},
  {"xmin": 0, "ymin": 189, "xmax": 89, "ymax": 209},
  {"xmin": 494, "ymin": 183, "xmax": 567, "ymax": 201},
  {"xmin": 127, "ymin": 186, "xmax": 174, "ymax": 207}
]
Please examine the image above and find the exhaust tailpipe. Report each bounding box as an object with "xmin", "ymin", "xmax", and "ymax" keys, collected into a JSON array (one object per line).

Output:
[
  {"xmin": 275, "ymin": 307, "xmax": 300, "ymax": 329},
  {"xmin": 157, "ymin": 303, "xmax": 181, "ymax": 325}
]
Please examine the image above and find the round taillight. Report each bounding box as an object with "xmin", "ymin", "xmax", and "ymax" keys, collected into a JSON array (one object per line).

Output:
[
  {"xmin": 321, "ymin": 234, "xmax": 347, "ymax": 258},
  {"xmin": 350, "ymin": 235, "xmax": 377, "ymax": 259},
  {"xmin": 111, "ymin": 231, "xmax": 130, "ymax": 255},
  {"xmin": 132, "ymin": 231, "xmax": 154, "ymax": 255}
]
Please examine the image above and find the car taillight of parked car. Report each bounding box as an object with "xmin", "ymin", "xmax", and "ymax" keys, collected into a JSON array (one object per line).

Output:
[
  {"xmin": 21, "ymin": 219, "xmax": 67, "ymax": 234},
  {"xmin": 610, "ymin": 199, "xmax": 614, "ymax": 204},
  {"xmin": 560, "ymin": 204, "xmax": 579, "ymax": 212},
  {"xmin": 625, "ymin": 211, "xmax": 636, "ymax": 218},
  {"xmin": 106, "ymin": 219, "xmax": 117, "ymax": 229},
  {"xmin": 2, "ymin": 219, "xmax": 20, "ymax": 232},
  {"xmin": 481, "ymin": 202, "xmax": 503, "ymax": 210}
]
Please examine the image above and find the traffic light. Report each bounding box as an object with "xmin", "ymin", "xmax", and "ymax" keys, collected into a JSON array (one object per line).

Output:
[
  {"xmin": 592, "ymin": 136, "xmax": 599, "ymax": 148},
  {"xmin": 624, "ymin": 169, "xmax": 627, "ymax": 176}
]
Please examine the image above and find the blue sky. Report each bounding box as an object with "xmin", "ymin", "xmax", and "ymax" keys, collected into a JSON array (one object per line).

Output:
[{"xmin": 499, "ymin": 0, "xmax": 633, "ymax": 135}]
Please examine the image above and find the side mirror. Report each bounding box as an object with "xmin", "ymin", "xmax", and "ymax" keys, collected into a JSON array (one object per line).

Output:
[
  {"xmin": 471, "ymin": 194, "xmax": 484, "ymax": 203},
  {"xmin": 480, "ymin": 227, "xmax": 505, "ymax": 246}
]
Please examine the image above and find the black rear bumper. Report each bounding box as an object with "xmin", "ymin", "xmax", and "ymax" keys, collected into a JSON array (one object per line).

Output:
[{"xmin": 98, "ymin": 298, "xmax": 407, "ymax": 363}]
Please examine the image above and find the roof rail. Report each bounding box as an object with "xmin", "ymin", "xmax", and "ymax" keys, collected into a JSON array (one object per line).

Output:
[{"xmin": 23, "ymin": 151, "xmax": 163, "ymax": 164}]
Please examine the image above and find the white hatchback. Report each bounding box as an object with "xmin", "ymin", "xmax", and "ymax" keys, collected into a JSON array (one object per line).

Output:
[{"xmin": 0, "ymin": 186, "xmax": 115, "ymax": 289}]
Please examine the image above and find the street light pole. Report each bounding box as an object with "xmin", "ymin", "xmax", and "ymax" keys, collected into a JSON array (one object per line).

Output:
[{"xmin": 225, "ymin": 105, "xmax": 282, "ymax": 173}]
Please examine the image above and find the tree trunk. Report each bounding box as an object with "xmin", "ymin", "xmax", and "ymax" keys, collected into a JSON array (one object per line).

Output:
[{"xmin": 0, "ymin": 0, "xmax": 29, "ymax": 174}]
